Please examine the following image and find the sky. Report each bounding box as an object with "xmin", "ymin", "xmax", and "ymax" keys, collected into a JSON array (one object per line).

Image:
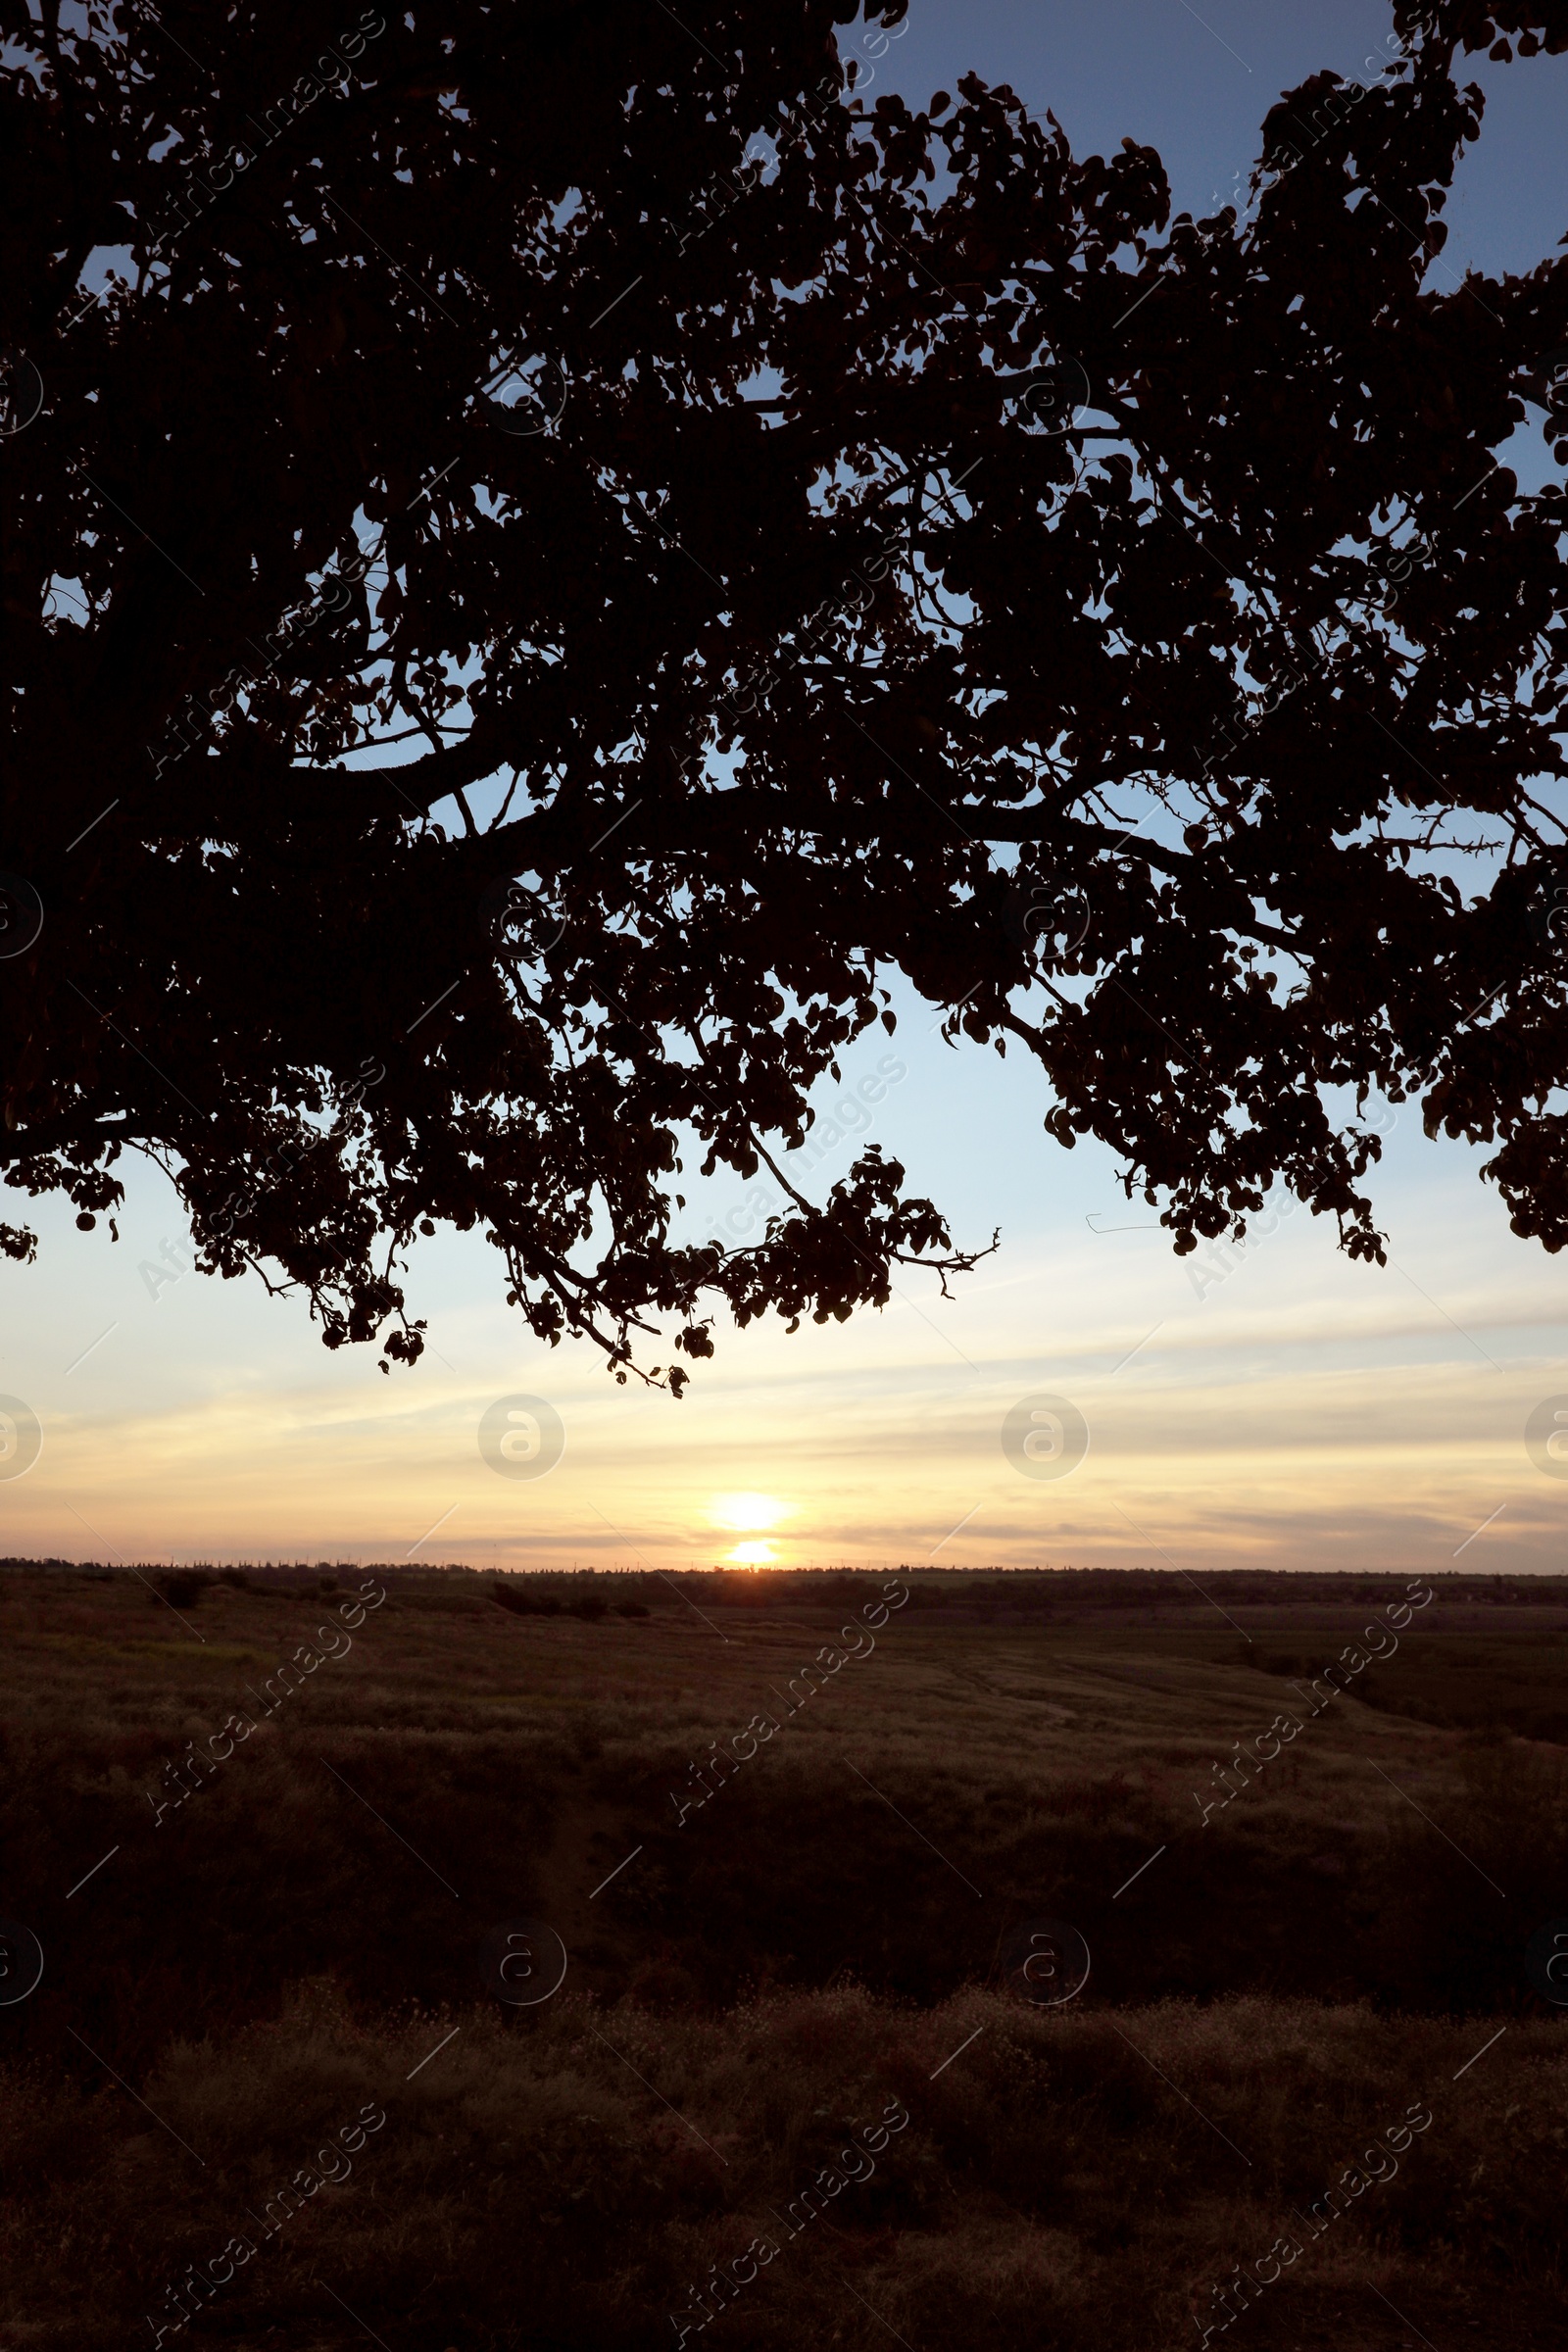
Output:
[{"xmin": 6, "ymin": 2, "xmax": 1568, "ymax": 1577}]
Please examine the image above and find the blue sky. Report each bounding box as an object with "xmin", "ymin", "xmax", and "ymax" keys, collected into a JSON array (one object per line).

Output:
[{"xmin": 870, "ymin": 0, "xmax": 1568, "ymax": 282}]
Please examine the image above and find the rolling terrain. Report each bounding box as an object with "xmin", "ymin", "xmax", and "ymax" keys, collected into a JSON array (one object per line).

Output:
[{"xmin": 2, "ymin": 1562, "xmax": 1564, "ymax": 2349}]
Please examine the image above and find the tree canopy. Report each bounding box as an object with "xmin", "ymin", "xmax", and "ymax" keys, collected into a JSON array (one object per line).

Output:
[{"xmin": 5, "ymin": 0, "xmax": 1568, "ymax": 1386}]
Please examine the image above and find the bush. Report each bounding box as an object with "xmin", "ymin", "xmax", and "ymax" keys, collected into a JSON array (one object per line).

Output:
[
  {"xmin": 490, "ymin": 1581, "xmax": 562, "ymax": 1617},
  {"xmin": 152, "ymin": 1570, "xmax": 211, "ymax": 1608}
]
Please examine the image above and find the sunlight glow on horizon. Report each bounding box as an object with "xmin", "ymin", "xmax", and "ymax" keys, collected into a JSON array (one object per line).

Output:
[{"xmin": 710, "ymin": 1492, "xmax": 789, "ymax": 1532}]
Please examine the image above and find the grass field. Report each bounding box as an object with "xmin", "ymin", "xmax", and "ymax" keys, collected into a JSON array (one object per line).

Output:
[{"xmin": 2, "ymin": 1562, "xmax": 1564, "ymax": 2349}]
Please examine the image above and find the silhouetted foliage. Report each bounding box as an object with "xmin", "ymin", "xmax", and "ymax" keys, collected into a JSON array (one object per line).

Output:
[{"xmin": 6, "ymin": 1, "xmax": 1568, "ymax": 1386}]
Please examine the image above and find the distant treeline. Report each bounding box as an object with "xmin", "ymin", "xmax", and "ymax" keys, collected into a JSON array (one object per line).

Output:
[{"xmin": 5, "ymin": 1558, "xmax": 1567, "ymax": 1612}]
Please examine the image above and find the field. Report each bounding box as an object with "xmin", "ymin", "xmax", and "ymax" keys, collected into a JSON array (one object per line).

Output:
[{"xmin": 2, "ymin": 1561, "xmax": 1565, "ymax": 2351}]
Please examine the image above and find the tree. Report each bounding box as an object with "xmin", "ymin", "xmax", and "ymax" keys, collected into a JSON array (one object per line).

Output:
[{"xmin": 3, "ymin": 0, "xmax": 1567, "ymax": 1388}]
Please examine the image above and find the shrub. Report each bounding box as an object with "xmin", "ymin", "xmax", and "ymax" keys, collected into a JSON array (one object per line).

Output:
[
  {"xmin": 490, "ymin": 1581, "xmax": 563, "ymax": 1617},
  {"xmin": 153, "ymin": 1570, "xmax": 211, "ymax": 1608}
]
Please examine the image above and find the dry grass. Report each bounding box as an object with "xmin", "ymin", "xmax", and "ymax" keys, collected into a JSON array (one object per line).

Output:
[
  {"xmin": 1, "ymin": 1564, "xmax": 1563, "ymax": 2348},
  {"xmin": 3, "ymin": 1984, "xmax": 1563, "ymax": 2348}
]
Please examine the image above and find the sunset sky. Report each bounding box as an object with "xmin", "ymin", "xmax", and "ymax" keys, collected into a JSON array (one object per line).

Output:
[
  {"xmin": 7, "ymin": 2, "xmax": 1568, "ymax": 1575},
  {"xmin": 8, "ymin": 962, "xmax": 1567, "ymax": 1577}
]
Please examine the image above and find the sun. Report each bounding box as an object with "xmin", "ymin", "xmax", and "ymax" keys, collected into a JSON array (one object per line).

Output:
[
  {"xmin": 710, "ymin": 1491, "xmax": 789, "ymax": 1533},
  {"xmin": 709, "ymin": 1494, "xmax": 790, "ymax": 1569}
]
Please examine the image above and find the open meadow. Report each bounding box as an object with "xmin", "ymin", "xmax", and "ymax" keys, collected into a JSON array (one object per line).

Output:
[{"xmin": 2, "ymin": 1561, "xmax": 1565, "ymax": 2351}]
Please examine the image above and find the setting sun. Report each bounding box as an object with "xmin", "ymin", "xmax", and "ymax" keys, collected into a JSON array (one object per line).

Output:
[
  {"xmin": 710, "ymin": 1492, "xmax": 789, "ymax": 1533},
  {"xmin": 725, "ymin": 1541, "xmax": 778, "ymax": 1566}
]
